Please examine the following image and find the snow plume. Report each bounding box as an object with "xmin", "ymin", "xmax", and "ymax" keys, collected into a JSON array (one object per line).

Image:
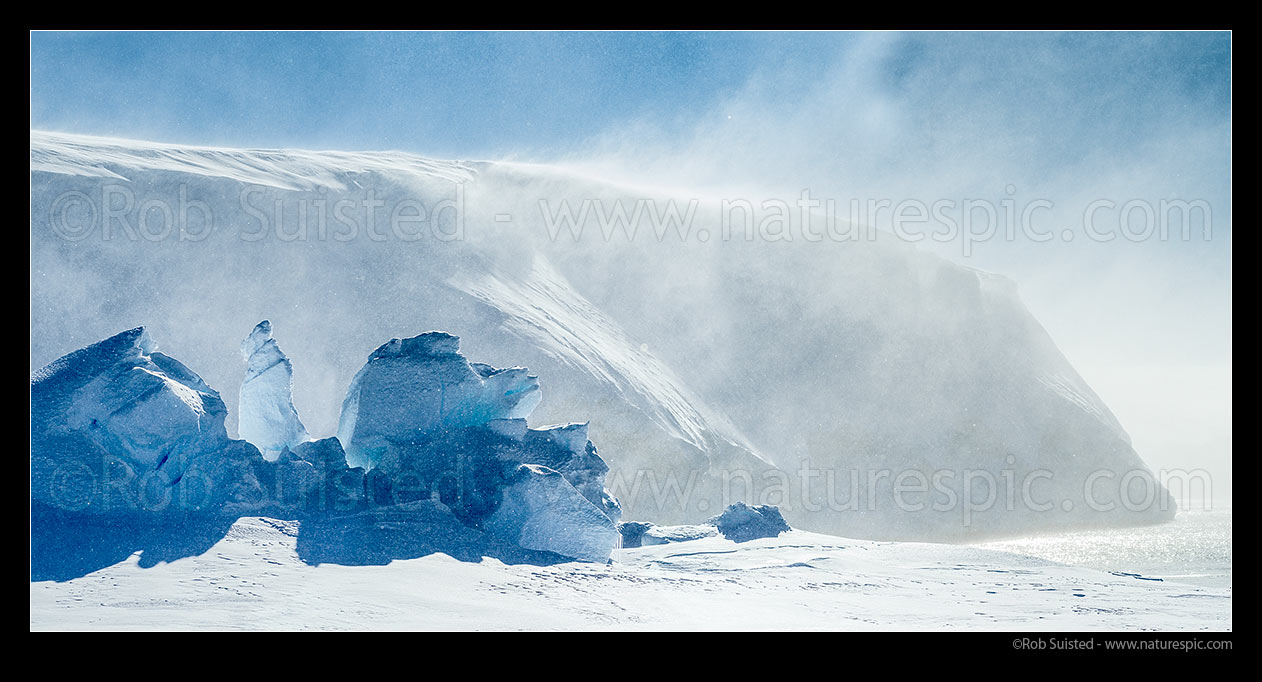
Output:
[
  {"xmin": 31, "ymin": 123, "xmax": 1184, "ymax": 540},
  {"xmin": 560, "ymin": 32, "xmax": 1231, "ymax": 502}
]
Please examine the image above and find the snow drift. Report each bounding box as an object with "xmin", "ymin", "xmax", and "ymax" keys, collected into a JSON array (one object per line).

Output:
[{"xmin": 29, "ymin": 131, "xmax": 1175, "ymax": 540}]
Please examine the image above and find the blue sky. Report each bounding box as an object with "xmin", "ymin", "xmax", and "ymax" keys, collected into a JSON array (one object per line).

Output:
[
  {"xmin": 30, "ymin": 31, "xmax": 850, "ymax": 157},
  {"xmin": 30, "ymin": 31, "xmax": 1228, "ymax": 162}
]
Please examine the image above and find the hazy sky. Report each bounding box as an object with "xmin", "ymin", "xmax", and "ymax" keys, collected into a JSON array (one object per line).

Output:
[{"xmin": 30, "ymin": 30, "xmax": 1232, "ymax": 499}]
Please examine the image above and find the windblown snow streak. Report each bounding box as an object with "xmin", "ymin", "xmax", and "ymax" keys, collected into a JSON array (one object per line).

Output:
[
  {"xmin": 29, "ymin": 131, "xmax": 1175, "ymax": 540},
  {"xmin": 449, "ymin": 258, "xmax": 758, "ymax": 459}
]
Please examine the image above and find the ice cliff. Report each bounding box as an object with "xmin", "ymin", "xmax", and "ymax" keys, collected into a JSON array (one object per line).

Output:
[{"xmin": 29, "ymin": 131, "xmax": 1177, "ymax": 540}]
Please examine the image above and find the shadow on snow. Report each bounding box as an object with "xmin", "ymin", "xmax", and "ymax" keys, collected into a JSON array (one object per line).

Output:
[{"xmin": 30, "ymin": 502, "xmax": 567, "ymax": 583}]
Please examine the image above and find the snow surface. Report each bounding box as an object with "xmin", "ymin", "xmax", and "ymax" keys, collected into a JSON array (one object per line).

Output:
[{"xmin": 29, "ymin": 517, "xmax": 1230, "ymax": 631}]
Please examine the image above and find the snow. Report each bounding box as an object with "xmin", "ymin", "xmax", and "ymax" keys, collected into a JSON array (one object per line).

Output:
[
  {"xmin": 29, "ymin": 130, "xmax": 478, "ymax": 191},
  {"xmin": 27, "ymin": 123, "xmax": 1226, "ymax": 629},
  {"xmin": 29, "ymin": 517, "xmax": 1231, "ymax": 631},
  {"xmin": 26, "ymin": 326, "xmax": 1226, "ymax": 629},
  {"xmin": 238, "ymin": 321, "xmax": 308, "ymax": 459},
  {"xmin": 450, "ymin": 258, "xmax": 759, "ymax": 461}
]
